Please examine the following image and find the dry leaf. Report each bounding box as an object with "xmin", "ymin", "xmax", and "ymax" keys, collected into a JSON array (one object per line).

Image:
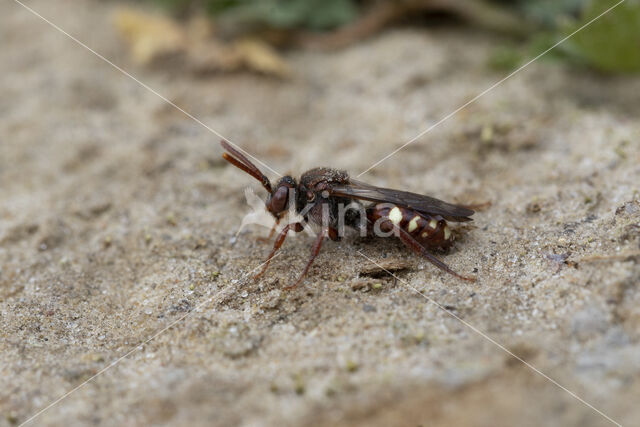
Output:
[
  {"xmin": 232, "ymin": 38, "xmax": 291, "ymax": 77},
  {"xmin": 114, "ymin": 7, "xmax": 290, "ymax": 78},
  {"xmin": 186, "ymin": 15, "xmax": 215, "ymax": 41},
  {"xmin": 359, "ymin": 259, "xmax": 412, "ymax": 278},
  {"xmin": 114, "ymin": 8, "xmax": 185, "ymax": 65},
  {"xmin": 187, "ymin": 40, "xmax": 242, "ymax": 74}
]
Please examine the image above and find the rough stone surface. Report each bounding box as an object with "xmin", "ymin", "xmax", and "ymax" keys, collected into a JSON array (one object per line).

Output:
[{"xmin": 1, "ymin": 1, "xmax": 639, "ymax": 426}]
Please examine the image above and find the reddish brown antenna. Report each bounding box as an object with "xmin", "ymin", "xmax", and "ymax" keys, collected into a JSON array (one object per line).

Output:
[{"xmin": 220, "ymin": 140, "xmax": 272, "ymax": 193}]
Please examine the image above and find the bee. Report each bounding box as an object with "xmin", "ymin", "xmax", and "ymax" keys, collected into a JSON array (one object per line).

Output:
[{"xmin": 221, "ymin": 140, "xmax": 476, "ymax": 289}]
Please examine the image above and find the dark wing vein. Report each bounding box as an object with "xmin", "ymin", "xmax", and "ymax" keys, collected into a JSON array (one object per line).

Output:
[{"xmin": 331, "ymin": 179, "xmax": 474, "ymax": 222}]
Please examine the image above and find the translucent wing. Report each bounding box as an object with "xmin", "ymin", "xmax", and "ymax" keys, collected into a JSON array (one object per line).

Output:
[{"xmin": 331, "ymin": 179, "xmax": 474, "ymax": 222}]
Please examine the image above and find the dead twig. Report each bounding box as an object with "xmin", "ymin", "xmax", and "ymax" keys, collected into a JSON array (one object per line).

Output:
[{"xmin": 298, "ymin": 0, "xmax": 530, "ymax": 50}]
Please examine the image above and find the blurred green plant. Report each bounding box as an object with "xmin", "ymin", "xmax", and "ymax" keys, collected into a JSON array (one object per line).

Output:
[
  {"xmin": 487, "ymin": 45, "xmax": 523, "ymax": 71},
  {"xmin": 501, "ymin": 0, "xmax": 586, "ymax": 28},
  {"xmin": 150, "ymin": 0, "xmax": 358, "ymax": 30},
  {"xmin": 491, "ymin": 0, "xmax": 640, "ymax": 74},
  {"xmin": 565, "ymin": 0, "xmax": 640, "ymax": 73},
  {"xmin": 147, "ymin": 0, "xmax": 640, "ymax": 74}
]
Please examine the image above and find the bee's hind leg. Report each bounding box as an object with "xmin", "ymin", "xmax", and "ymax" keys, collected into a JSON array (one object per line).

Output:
[
  {"xmin": 392, "ymin": 223, "xmax": 476, "ymax": 282},
  {"xmin": 458, "ymin": 201, "xmax": 492, "ymax": 211}
]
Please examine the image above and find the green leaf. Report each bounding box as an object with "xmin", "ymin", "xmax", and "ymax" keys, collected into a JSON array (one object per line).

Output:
[
  {"xmin": 487, "ymin": 45, "xmax": 524, "ymax": 71},
  {"xmin": 566, "ymin": 0, "xmax": 640, "ymax": 73},
  {"xmin": 207, "ymin": 0, "xmax": 357, "ymax": 30}
]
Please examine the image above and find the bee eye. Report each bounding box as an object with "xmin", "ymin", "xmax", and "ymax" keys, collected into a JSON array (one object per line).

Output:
[
  {"xmin": 307, "ymin": 192, "xmax": 316, "ymax": 202},
  {"xmin": 267, "ymin": 186, "xmax": 289, "ymax": 215}
]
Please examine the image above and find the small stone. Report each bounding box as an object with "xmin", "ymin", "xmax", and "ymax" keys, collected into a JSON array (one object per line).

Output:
[
  {"xmin": 363, "ymin": 304, "xmax": 376, "ymax": 313},
  {"xmin": 526, "ymin": 201, "xmax": 541, "ymax": 214},
  {"xmin": 6, "ymin": 412, "xmax": 18, "ymax": 425},
  {"xmin": 345, "ymin": 360, "xmax": 359, "ymax": 372},
  {"xmin": 481, "ymin": 124, "xmax": 494, "ymax": 143},
  {"xmin": 294, "ymin": 376, "xmax": 305, "ymax": 395},
  {"xmin": 350, "ymin": 280, "xmax": 368, "ymax": 291}
]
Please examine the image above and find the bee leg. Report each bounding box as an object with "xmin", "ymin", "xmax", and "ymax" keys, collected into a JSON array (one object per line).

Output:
[
  {"xmin": 257, "ymin": 220, "xmax": 279, "ymax": 243},
  {"xmin": 254, "ymin": 222, "xmax": 304, "ymax": 280},
  {"xmin": 327, "ymin": 227, "xmax": 340, "ymax": 241},
  {"xmin": 458, "ymin": 201, "xmax": 492, "ymax": 211},
  {"xmin": 392, "ymin": 223, "xmax": 476, "ymax": 282},
  {"xmin": 284, "ymin": 227, "xmax": 331, "ymax": 290}
]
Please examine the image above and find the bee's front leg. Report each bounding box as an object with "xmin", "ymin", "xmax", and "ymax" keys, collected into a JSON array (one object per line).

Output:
[
  {"xmin": 257, "ymin": 220, "xmax": 279, "ymax": 243},
  {"xmin": 254, "ymin": 222, "xmax": 304, "ymax": 280}
]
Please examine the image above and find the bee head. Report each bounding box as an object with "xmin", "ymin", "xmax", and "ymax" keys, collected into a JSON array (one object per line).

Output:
[{"xmin": 266, "ymin": 176, "xmax": 296, "ymax": 218}]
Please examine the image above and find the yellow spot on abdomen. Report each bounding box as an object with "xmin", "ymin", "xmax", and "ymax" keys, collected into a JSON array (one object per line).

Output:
[
  {"xmin": 388, "ymin": 207, "xmax": 402, "ymax": 225},
  {"xmin": 428, "ymin": 219, "xmax": 437, "ymax": 229},
  {"xmin": 421, "ymin": 232, "xmax": 429, "ymax": 238},
  {"xmin": 407, "ymin": 216, "xmax": 420, "ymax": 232},
  {"xmin": 444, "ymin": 225, "xmax": 451, "ymax": 240}
]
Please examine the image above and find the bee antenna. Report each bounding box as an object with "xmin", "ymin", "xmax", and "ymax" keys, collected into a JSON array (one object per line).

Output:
[{"xmin": 220, "ymin": 140, "xmax": 272, "ymax": 193}]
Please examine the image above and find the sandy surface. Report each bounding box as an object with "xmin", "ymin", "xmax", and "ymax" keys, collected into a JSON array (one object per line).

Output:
[{"xmin": 2, "ymin": 1, "xmax": 640, "ymax": 426}]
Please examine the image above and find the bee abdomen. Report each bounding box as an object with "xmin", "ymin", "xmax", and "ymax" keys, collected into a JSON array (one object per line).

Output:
[{"xmin": 367, "ymin": 204, "xmax": 453, "ymax": 249}]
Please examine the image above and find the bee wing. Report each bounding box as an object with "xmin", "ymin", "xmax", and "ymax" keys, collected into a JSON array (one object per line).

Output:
[{"xmin": 330, "ymin": 179, "xmax": 474, "ymax": 222}]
